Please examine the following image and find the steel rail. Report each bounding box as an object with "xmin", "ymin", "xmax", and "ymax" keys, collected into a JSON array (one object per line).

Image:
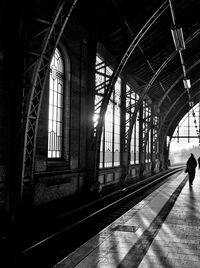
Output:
[{"xmin": 18, "ymin": 166, "xmax": 184, "ymax": 258}]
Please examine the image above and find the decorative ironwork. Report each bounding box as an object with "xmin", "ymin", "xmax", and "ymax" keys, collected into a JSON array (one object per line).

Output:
[
  {"xmin": 48, "ymin": 48, "xmax": 64, "ymax": 158},
  {"xmin": 158, "ymin": 76, "xmax": 200, "ymax": 136},
  {"xmin": 127, "ymin": 28, "xmax": 200, "ymax": 163},
  {"xmin": 95, "ymin": 56, "xmax": 121, "ymax": 168},
  {"xmin": 21, "ymin": 0, "xmax": 78, "ymax": 197},
  {"xmin": 126, "ymin": 85, "xmax": 139, "ymax": 164},
  {"xmin": 158, "ymin": 28, "xmax": 200, "ymax": 108},
  {"xmin": 142, "ymin": 103, "xmax": 151, "ymax": 163},
  {"xmin": 160, "ymin": 90, "xmax": 200, "ymax": 157},
  {"xmin": 93, "ymin": 1, "xmax": 168, "ymax": 179}
]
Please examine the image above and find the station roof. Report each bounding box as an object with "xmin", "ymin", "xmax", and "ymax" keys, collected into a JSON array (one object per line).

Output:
[
  {"xmin": 72, "ymin": 0, "xmax": 200, "ymax": 136},
  {"xmin": 11, "ymin": 0, "xmax": 200, "ymax": 137}
]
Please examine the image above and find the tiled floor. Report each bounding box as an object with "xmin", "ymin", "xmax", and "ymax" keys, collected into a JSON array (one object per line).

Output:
[{"xmin": 54, "ymin": 169, "xmax": 200, "ymax": 268}]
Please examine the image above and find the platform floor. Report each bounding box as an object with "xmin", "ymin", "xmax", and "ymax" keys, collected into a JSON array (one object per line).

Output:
[{"xmin": 54, "ymin": 168, "xmax": 200, "ymax": 268}]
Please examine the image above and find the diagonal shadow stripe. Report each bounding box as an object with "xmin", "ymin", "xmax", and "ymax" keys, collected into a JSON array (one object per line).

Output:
[{"xmin": 117, "ymin": 176, "xmax": 188, "ymax": 268}]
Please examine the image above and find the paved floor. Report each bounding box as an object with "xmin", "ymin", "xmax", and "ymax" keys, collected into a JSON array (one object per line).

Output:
[{"xmin": 54, "ymin": 168, "xmax": 200, "ymax": 268}]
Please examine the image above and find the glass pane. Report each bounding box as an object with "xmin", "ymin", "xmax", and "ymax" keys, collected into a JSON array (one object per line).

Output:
[
  {"xmin": 53, "ymin": 107, "xmax": 57, "ymax": 121},
  {"xmin": 48, "ymin": 48, "xmax": 64, "ymax": 158},
  {"xmin": 57, "ymin": 108, "xmax": 61, "ymax": 122},
  {"xmin": 95, "ymin": 56, "xmax": 121, "ymax": 168}
]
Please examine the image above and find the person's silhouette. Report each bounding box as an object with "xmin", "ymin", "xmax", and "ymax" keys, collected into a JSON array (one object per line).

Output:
[
  {"xmin": 186, "ymin": 153, "xmax": 197, "ymax": 186},
  {"xmin": 198, "ymin": 156, "xmax": 200, "ymax": 168}
]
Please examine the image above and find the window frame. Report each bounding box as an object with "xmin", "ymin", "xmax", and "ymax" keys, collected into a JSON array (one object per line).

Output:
[
  {"xmin": 95, "ymin": 55, "xmax": 121, "ymax": 168},
  {"xmin": 47, "ymin": 46, "xmax": 71, "ymax": 167}
]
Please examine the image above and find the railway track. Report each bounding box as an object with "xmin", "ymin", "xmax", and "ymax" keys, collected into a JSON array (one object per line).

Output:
[{"xmin": 5, "ymin": 167, "xmax": 184, "ymax": 268}]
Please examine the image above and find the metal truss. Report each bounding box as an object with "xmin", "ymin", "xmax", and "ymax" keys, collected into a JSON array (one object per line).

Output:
[
  {"xmin": 152, "ymin": 117, "xmax": 160, "ymax": 160},
  {"xmin": 94, "ymin": 62, "xmax": 112, "ymax": 134},
  {"xmin": 158, "ymin": 72, "xmax": 200, "ymax": 137},
  {"xmin": 158, "ymin": 28, "xmax": 200, "ymax": 108},
  {"xmin": 141, "ymin": 114, "xmax": 159, "ymax": 162},
  {"xmin": 93, "ymin": 1, "xmax": 169, "ymax": 178},
  {"xmin": 21, "ymin": 0, "xmax": 78, "ymax": 196},
  {"xmin": 125, "ymin": 27, "xmax": 200, "ymax": 160},
  {"xmin": 135, "ymin": 28, "xmax": 200, "ymax": 163},
  {"xmin": 158, "ymin": 58, "xmax": 200, "ymax": 108},
  {"xmin": 160, "ymin": 90, "xmax": 200, "ymax": 158},
  {"xmin": 155, "ymin": 29, "xmax": 200, "ymax": 160},
  {"xmin": 141, "ymin": 119, "xmax": 152, "ymax": 161}
]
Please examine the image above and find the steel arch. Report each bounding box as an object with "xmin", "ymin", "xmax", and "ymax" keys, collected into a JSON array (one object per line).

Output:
[
  {"xmin": 21, "ymin": 0, "xmax": 78, "ymax": 198},
  {"xmin": 125, "ymin": 28, "xmax": 200, "ymax": 170},
  {"xmin": 158, "ymin": 75, "xmax": 200, "ymax": 137},
  {"xmin": 93, "ymin": 1, "xmax": 169, "ymax": 179},
  {"xmin": 160, "ymin": 89, "xmax": 200, "ymax": 158},
  {"xmin": 158, "ymin": 29, "xmax": 200, "ymax": 108}
]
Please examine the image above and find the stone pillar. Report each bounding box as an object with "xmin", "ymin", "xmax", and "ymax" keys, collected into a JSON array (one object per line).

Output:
[
  {"xmin": 86, "ymin": 36, "xmax": 97, "ymax": 192},
  {"xmin": 120, "ymin": 77, "xmax": 129, "ymax": 182}
]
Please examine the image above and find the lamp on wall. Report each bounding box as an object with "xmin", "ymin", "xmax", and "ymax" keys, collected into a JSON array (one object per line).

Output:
[
  {"xmin": 171, "ymin": 26, "xmax": 185, "ymax": 51},
  {"xmin": 189, "ymin": 100, "xmax": 194, "ymax": 108},
  {"xmin": 183, "ymin": 77, "xmax": 191, "ymax": 89}
]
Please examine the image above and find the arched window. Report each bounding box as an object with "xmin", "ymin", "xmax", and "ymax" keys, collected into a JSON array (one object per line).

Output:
[
  {"xmin": 48, "ymin": 48, "xmax": 64, "ymax": 158},
  {"xmin": 170, "ymin": 103, "xmax": 200, "ymax": 164},
  {"xmin": 171, "ymin": 102, "xmax": 200, "ymax": 149}
]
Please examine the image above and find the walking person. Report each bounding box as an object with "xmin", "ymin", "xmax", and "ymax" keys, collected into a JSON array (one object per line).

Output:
[
  {"xmin": 186, "ymin": 153, "xmax": 197, "ymax": 186},
  {"xmin": 198, "ymin": 156, "xmax": 200, "ymax": 168}
]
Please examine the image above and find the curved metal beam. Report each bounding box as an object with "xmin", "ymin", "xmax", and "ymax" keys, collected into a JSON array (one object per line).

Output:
[
  {"xmin": 120, "ymin": 28, "xmax": 200, "ymax": 158},
  {"xmin": 93, "ymin": 1, "xmax": 169, "ymax": 179},
  {"xmin": 142, "ymin": 116, "xmax": 153, "ymax": 163},
  {"xmin": 125, "ymin": 52, "xmax": 175, "ymax": 152},
  {"xmin": 158, "ymin": 76, "xmax": 200, "ymax": 136},
  {"xmin": 126, "ymin": 28, "xmax": 200, "ymax": 161},
  {"xmin": 21, "ymin": 0, "xmax": 78, "ymax": 198},
  {"xmin": 160, "ymin": 84, "xmax": 200, "ymax": 153},
  {"xmin": 158, "ymin": 28, "xmax": 200, "ymax": 107}
]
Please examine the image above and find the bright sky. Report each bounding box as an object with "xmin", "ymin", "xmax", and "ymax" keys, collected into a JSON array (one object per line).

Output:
[{"xmin": 170, "ymin": 140, "xmax": 199, "ymax": 152}]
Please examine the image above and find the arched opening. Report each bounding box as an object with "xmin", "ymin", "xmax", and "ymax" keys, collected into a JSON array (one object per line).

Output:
[
  {"xmin": 169, "ymin": 102, "xmax": 200, "ymax": 165},
  {"xmin": 48, "ymin": 48, "xmax": 64, "ymax": 158}
]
